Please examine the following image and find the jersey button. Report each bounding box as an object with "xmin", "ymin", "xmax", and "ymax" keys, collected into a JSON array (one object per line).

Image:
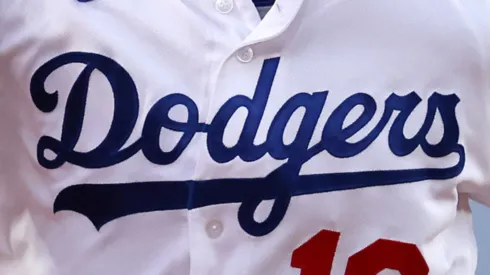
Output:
[
  {"xmin": 205, "ymin": 220, "xmax": 224, "ymax": 239},
  {"xmin": 236, "ymin": 47, "xmax": 254, "ymax": 63},
  {"xmin": 215, "ymin": 0, "xmax": 234, "ymax": 14}
]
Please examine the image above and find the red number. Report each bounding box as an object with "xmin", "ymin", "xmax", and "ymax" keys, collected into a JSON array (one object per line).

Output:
[
  {"xmin": 291, "ymin": 230, "xmax": 340, "ymax": 275},
  {"xmin": 345, "ymin": 239, "xmax": 429, "ymax": 275},
  {"xmin": 291, "ymin": 230, "xmax": 429, "ymax": 275}
]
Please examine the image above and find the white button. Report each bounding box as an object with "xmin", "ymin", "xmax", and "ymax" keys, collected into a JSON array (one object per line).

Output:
[
  {"xmin": 236, "ymin": 47, "xmax": 254, "ymax": 63},
  {"xmin": 215, "ymin": 0, "xmax": 233, "ymax": 14},
  {"xmin": 206, "ymin": 220, "xmax": 224, "ymax": 239}
]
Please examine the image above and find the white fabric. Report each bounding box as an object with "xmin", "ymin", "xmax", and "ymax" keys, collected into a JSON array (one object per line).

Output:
[{"xmin": 1, "ymin": 0, "xmax": 490, "ymax": 274}]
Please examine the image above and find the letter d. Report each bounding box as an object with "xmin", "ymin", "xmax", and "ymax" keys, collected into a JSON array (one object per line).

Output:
[{"xmin": 207, "ymin": 57, "xmax": 280, "ymax": 163}]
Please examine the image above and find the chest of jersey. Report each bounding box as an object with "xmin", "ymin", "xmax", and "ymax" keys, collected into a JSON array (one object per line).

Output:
[{"xmin": 1, "ymin": 0, "xmax": 487, "ymax": 274}]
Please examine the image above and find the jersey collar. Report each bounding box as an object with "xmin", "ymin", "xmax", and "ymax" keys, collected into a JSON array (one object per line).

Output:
[{"xmin": 240, "ymin": 0, "xmax": 306, "ymax": 45}]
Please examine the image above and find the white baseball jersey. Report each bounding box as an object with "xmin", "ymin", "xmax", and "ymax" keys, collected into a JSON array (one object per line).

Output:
[{"xmin": 1, "ymin": 0, "xmax": 490, "ymax": 274}]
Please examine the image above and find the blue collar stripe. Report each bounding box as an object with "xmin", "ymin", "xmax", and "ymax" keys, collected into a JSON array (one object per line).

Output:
[{"xmin": 253, "ymin": 0, "xmax": 275, "ymax": 7}]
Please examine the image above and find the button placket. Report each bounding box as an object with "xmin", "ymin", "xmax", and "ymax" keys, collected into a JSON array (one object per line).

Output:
[
  {"xmin": 236, "ymin": 47, "xmax": 254, "ymax": 63},
  {"xmin": 205, "ymin": 220, "xmax": 224, "ymax": 239},
  {"xmin": 215, "ymin": 0, "xmax": 234, "ymax": 14}
]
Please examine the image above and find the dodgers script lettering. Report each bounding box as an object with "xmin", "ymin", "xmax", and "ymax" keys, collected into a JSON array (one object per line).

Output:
[{"xmin": 30, "ymin": 52, "xmax": 465, "ymax": 237}]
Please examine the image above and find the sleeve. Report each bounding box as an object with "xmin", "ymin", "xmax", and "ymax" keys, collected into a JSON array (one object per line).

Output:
[
  {"xmin": 456, "ymin": 0, "xmax": 490, "ymax": 206},
  {"xmin": 0, "ymin": 1, "xmax": 42, "ymax": 271}
]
